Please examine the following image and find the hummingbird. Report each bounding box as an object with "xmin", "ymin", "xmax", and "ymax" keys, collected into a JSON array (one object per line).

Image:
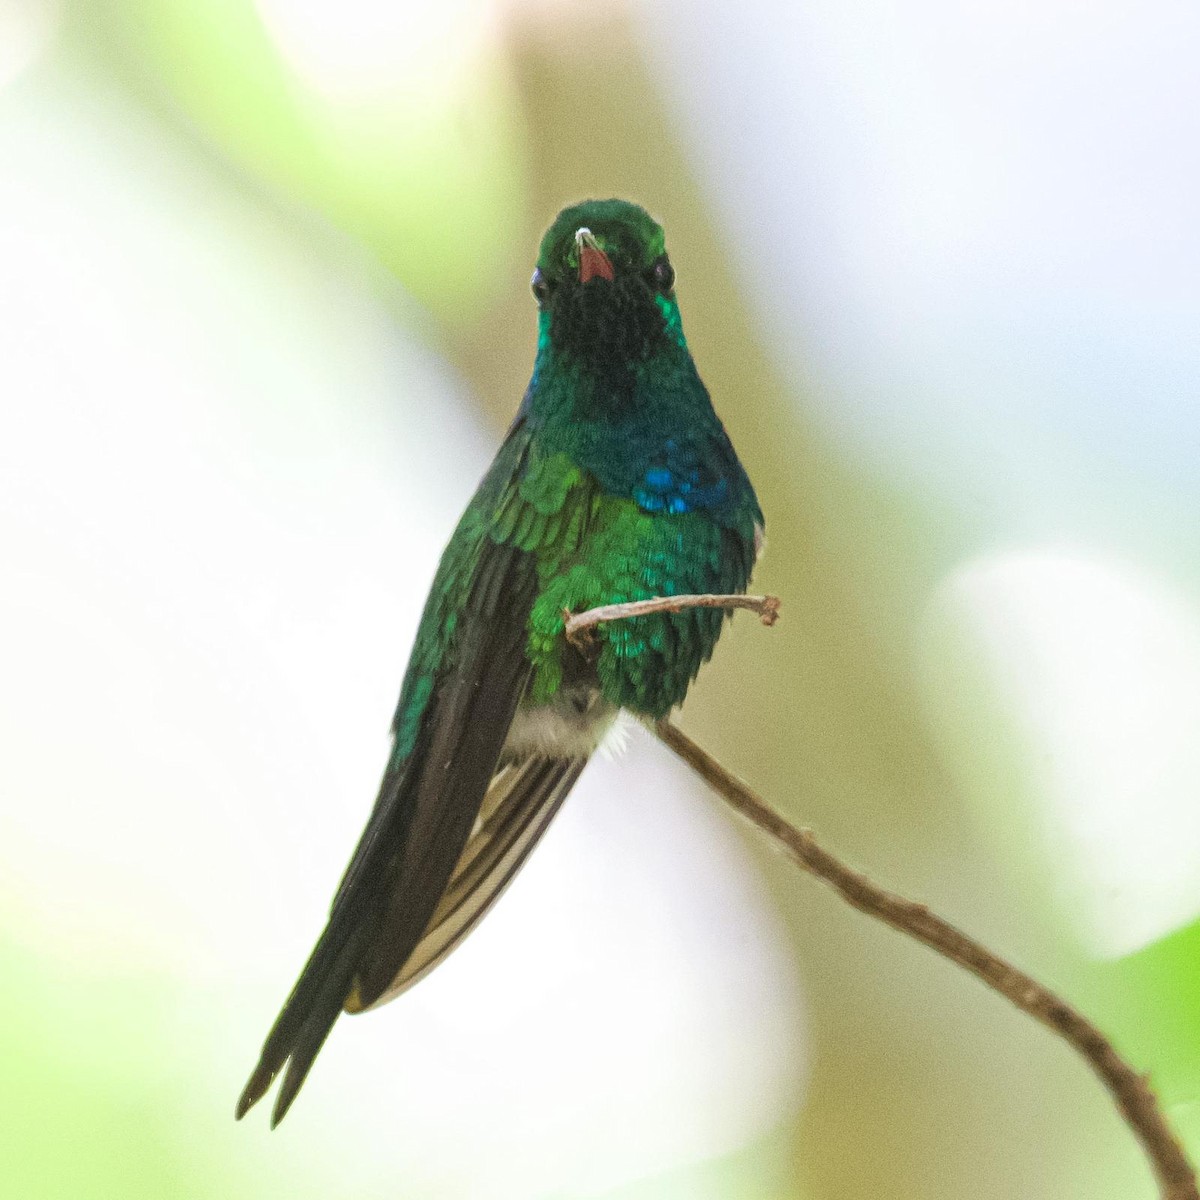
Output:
[{"xmin": 237, "ymin": 198, "xmax": 763, "ymax": 1126}]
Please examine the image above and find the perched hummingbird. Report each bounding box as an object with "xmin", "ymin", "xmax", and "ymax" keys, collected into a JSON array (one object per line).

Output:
[{"xmin": 237, "ymin": 199, "xmax": 763, "ymax": 1126}]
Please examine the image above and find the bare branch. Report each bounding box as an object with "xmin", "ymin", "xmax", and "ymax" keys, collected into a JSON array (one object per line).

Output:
[
  {"xmin": 560, "ymin": 586, "xmax": 1195, "ymax": 1193},
  {"xmin": 655, "ymin": 717, "xmax": 1199, "ymax": 1200},
  {"xmin": 565, "ymin": 593, "xmax": 780, "ymax": 647}
]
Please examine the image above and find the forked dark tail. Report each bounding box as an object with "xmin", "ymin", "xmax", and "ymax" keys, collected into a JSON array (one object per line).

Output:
[{"xmin": 236, "ymin": 922, "xmax": 369, "ymax": 1127}]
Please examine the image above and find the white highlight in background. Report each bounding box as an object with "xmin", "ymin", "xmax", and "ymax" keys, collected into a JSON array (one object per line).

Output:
[
  {"xmin": 921, "ymin": 550, "xmax": 1200, "ymax": 958},
  {"xmin": 0, "ymin": 0, "xmax": 60, "ymax": 88},
  {"xmin": 254, "ymin": 0, "xmax": 496, "ymax": 98}
]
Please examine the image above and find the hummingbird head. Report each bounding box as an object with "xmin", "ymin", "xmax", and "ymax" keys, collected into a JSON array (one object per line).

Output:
[{"xmin": 530, "ymin": 199, "xmax": 683, "ymax": 374}]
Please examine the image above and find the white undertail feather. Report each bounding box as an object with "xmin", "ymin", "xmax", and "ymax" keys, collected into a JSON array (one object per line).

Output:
[
  {"xmin": 501, "ymin": 684, "xmax": 617, "ymax": 761},
  {"xmin": 597, "ymin": 709, "xmax": 634, "ymax": 759}
]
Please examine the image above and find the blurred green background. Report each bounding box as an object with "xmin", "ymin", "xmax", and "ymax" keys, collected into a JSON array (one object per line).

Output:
[{"xmin": 2, "ymin": 1, "xmax": 1199, "ymax": 1197}]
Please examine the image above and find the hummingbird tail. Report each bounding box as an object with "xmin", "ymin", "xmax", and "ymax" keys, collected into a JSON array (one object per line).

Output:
[{"xmin": 236, "ymin": 923, "xmax": 368, "ymax": 1127}]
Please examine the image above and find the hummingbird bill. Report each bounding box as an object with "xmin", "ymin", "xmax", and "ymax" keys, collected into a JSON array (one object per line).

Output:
[{"xmin": 237, "ymin": 199, "xmax": 763, "ymax": 1126}]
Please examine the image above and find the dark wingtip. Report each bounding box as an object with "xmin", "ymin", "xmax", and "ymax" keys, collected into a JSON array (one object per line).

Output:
[{"xmin": 354, "ymin": 971, "xmax": 388, "ymax": 1012}]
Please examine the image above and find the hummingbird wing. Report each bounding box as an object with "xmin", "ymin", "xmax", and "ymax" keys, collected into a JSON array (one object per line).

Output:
[
  {"xmin": 238, "ymin": 419, "xmax": 553, "ymax": 1126},
  {"xmin": 348, "ymin": 754, "xmax": 587, "ymax": 1009}
]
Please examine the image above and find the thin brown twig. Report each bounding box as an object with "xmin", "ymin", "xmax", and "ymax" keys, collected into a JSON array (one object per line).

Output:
[
  {"xmin": 653, "ymin": 720, "xmax": 1197, "ymax": 1200},
  {"xmin": 563, "ymin": 592, "xmax": 1197, "ymax": 1198},
  {"xmin": 564, "ymin": 592, "xmax": 780, "ymax": 648}
]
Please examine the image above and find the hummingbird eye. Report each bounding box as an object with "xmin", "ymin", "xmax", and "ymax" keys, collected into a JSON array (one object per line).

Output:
[
  {"xmin": 530, "ymin": 267, "xmax": 553, "ymax": 307},
  {"xmin": 649, "ymin": 255, "xmax": 675, "ymax": 294}
]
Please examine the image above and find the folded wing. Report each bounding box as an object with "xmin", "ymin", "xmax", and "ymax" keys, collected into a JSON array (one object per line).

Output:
[{"xmin": 238, "ymin": 423, "xmax": 549, "ymax": 1126}]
